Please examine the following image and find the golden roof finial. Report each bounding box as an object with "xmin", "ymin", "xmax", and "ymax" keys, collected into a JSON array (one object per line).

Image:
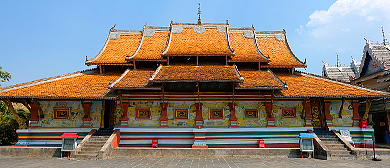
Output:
[{"xmin": 197, "ymin": 3, "xmax": 202, "ymax": 25}]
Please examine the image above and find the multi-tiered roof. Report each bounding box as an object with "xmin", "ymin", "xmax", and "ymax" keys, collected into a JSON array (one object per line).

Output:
[{"xmin": 0, "ymin": 21, "xmax": 388, "ymax": 99}]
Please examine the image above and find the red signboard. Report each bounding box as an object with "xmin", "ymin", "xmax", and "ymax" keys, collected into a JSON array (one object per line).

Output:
[
  {"xmin": 152, "ymin": 139, "xmax": 158, "ymax": 148},
  {"xmin": 360, "ymin": 120, "xmax": 367, "ymax": 128}
]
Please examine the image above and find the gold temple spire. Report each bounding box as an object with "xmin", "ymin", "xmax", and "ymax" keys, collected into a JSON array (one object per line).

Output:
[{"xmin": 197, "ymin": 3, "xmax": 201, "ymax": 25}]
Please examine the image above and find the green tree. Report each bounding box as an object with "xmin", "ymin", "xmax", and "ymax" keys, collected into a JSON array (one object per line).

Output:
[
  {"xmin": 0, "ymin": 66, "xmax": 11, "ymax": 85},
  {"xmin": 0, "ymin": 101, "xmax": 29, "ymax": 145}
]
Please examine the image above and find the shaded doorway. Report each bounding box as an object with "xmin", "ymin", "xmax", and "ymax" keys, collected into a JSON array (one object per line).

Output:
[{"xmin": 104, "ymin": 100, "xmax": 116, "ymax": 128}]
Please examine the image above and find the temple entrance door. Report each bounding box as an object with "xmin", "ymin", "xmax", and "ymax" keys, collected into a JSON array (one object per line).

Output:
[
  {"xmin": 310, "ymin": 98, "xmax": 325, "ymax": 128},
  {"xmin": 372, "ymin": 112, "xmax": 387, "ymax": 143},
  {"xmin": 104, "ymin": 100, "xmax": 116, "ymax": 128}
]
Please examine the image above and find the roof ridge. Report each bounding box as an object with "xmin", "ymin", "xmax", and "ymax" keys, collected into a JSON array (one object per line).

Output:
[
  {"xmin": 149, "ymin": 64, "xmax": 163, "ymax": 81},
  {"xmin": 127, "ymin": 31, "xmax": 145, "ymax": 59},
  {"xmin": 161, "ymin": 30, "xmax": 172, "ymax": 55},
  {"xmin": 171, "ymin": 22, "xmax": 227, "ymax": 26},
  {"xmin": 109, "ymin": 69, "xmax": 130, "ymax": 88},
  {"xmin": 256, "ymin": 31, "xmax": 284, "ymax": 34},
  {"xmin": 253, "ymin": 33, "xmax": 270, "ymax": 61},
  {"xmin": 233, "ymin": 65, "xmax": 244, "ymax": 81},
  {"xmin": 0, "ymin": 68, "xmax": 97, "ymax": 92},
  {"xmin": 267, "ymin": 69, "xmax": 287, "ymax": 88},
  {"xmin": 283, "ymin": 31, "xmax": 307, "ymax": 67},
  {"xmin": 226, "ymin": 27, "xmax": 235, "ymax": 55},
  {"xmin": 85, "ymin": 33, "xmax": 111, "ymax": 64},
  {"xmin": 296, "ymin": 71, "xmax": 390, "ymax": 95}
]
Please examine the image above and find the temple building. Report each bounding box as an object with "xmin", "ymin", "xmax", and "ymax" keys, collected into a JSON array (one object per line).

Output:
[{"xmin": 1, "ymin": 20, "xmax": 389, "ymax": 149}]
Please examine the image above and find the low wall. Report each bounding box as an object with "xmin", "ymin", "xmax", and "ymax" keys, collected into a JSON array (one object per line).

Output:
[
  {"xmin": 0, "ymin": 147, "xmax": 61, "ymax": 157},
  {"xmin": 355, "ymin": 148, "xmax": 390, "ymax": 160},
  {"xmin": 112, "ymin": 148, "xmax": 301, "ymax": 158}
]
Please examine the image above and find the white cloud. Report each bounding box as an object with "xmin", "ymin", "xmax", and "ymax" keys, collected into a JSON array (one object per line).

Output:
[
  {"xmin": 306, "ymin": 0, "xmax": 390, "ymax": 38},
  {"xmin": 295, "ymin": 25, "xmax": 304, "ymax": 34}
]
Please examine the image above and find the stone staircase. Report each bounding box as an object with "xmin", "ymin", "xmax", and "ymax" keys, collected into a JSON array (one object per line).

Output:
[
  {"xmin": 74, "ymin": 128, "xmax": 114, "ymax": 160},
  {"xmin": 313, "ymin": 128, "xmax": 355, "ymax": 160}
]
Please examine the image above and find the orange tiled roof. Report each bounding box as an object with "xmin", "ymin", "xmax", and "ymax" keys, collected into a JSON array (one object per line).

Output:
[
  {"xmin": 85, "ymin": 33, "xmax": 142, "ymax": 65},
  {"xmin": 228, "ymin": 32, "xmax": 268, "ymax": 62},
  {"xmin": 0, "ymin": 70, "xmax": 122, "ymax": 99},
  {"xmin": 276, "ymin": 72, "xmax": 389, "ymax": 98},
  {"xmin": 237, "ymin": 70, "xmax": 286, "ymax": 89},
  {"xmin": 110, "ymin": 69, "xmax": 157, "ymax": 89},
  {"xmin": 256, "ymin": 33, "xmax": 306, "ymax": 68},
  {"xmin": 162, "ymin": 27, "xmax": 233, "ymax": 56},
  {"xmin": 127, "ymin": 30, "xmax": 169, "ymax": 60},
  {"xmin": 150, "ymin": 65, "xmax": 243, "ymax": 82}
]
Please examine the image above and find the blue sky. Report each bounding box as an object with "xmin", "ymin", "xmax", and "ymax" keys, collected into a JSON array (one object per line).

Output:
[{"xmin": 1, "ymin": 0, "xmax": 390, "ymax": 87}]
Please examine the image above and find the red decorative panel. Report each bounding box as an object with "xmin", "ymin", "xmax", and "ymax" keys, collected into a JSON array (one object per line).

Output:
[
  {"xmin": 54, "ymin": 108, "xmax": 69, "ymax": 119},
  {"xmin": 175, "ymin": 109, "xmax": 188, "ymax": 119},
  {"xmin": 210, "ymin": 109, "xmax": 223, "ymax": 119},
  {"xmin": 282, "ymin": 108, "xmax": 296, "ymax": 118},
  {"xmin": 136, "ymin": 109, "xmax": 151, "ymax": 119},
  {"xmin": 245, "ymin": 109, "xmax": 258, "ymax": 118}
]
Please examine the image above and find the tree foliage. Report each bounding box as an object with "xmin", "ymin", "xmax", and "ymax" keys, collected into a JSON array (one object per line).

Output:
[
  {"xmin": 0, "ymin": 101, "xmax": 29, "ymax": 145},
  {"xmin": 0, "ymin": 66, "xmax": 11, "ymax": 85}
]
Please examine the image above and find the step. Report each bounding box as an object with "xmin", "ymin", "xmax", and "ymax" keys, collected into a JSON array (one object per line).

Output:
[
  {"xmin": 90, "ymin": 136, "xmax": 110, "ymax": 139},
  {"xmin": 81, "ymin": 143, "xmax": 104, "ymax": 148},
  {"xmin": 75, "ymin": 154, "xmax": 99, "ymax": 160},
  {"xmin": 317, "ymin": 135, "xmax": 337, "ymax": 138},
  {"xmin": 330, "ymin": 154, "xmax": 355, "ymax": 160},
  {"xmin": 76, "ymin": 151, "xmax": 99, "ymax": 155},
  {"xmin": 330, "ymin": 150, "xmax": 351, "ymax": 155},
  {"xmin": 328, "ymin": 147, "xmax": 347, "ymax": 151},
  {"xmin": 320, "ymin": 138, "xmax": 340, "ymax": 141},
  {"xmin": 84, "ymin": 141, "xmax": 106, "ymax": 145},
  {"xmin": 88, "ymin": 139, "xmax": 109, "ymax": 142},
  {"xmin": 325, "ymin": 143, "xmax": 345, "ymax": 147},
  {"xmin": 322, "ymin": 140, "xmax": 343, "ymax": 144},
  {"xmin": 80, "ymin": 147, "xmax": 101, "ymax": 152}
]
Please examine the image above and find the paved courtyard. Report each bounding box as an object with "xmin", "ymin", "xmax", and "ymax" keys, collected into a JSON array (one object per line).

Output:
[{"xmin": 0, "ymin": 155, "xmax": 389, "ymax": 168}]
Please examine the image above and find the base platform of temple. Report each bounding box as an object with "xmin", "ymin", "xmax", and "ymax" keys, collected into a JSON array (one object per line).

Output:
[{"xmin": 2, "ymin": 146, "xmax": 390, "ymax": 160}]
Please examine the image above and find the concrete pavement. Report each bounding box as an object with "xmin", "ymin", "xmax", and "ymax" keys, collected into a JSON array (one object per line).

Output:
[{"xmin": 1, "ymin": 154, "xmax": 389, "ymax": 168}]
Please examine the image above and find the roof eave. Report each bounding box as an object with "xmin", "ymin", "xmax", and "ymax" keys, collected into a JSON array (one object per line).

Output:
[{"xmin": 151, "ymin": 80, "xmax": 244, "ymax": 83}]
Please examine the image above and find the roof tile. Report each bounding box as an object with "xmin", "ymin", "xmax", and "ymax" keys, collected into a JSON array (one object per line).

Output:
[
  {"xmin": 229, "ymin": 32, "xmax": 268, "ymax": 62},
  {"xmin": 111, "ymin": 69, "xmax": 155, "ymax": 89},
  {"xmin": 163, "ymin": 27, "xmax": 233, "ymax": 56},
  {"xmin": 256, "ymin": 36, "xmax": 306, "ymax": 68},
  {"xmin": 128, "ymin": 31, "xmax": 169, "ymax": 60},
  {"xmin": 276, "ymin": 72, "xmax": 388, "ymax": 97},
  {"xmin": 0, "ymin": 70, "xmax": 122, "ymax": 99},
  {"xmin": 237, "ymin": 70, "xmax": 285, "ymax": 89},
  {"xmin": 151, "ymin": 65, "xmax": 242, "ymax": 82},
  {"xmin": 86, "ymin": 34, "xmax": 142, "ymax": 65}
]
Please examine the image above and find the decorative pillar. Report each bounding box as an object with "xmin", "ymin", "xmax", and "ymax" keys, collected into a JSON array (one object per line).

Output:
[
  {"xmin": 266, "ymin": 102, "xmax": 276, "ymax": 127},
  {"xmin": 194, "ymin": 103, "xmax": 204, "ymax": 128},
  {"xmin": 81, "ymin": 102, "xmax": 92, "ymax": 128},
  {"xmin": 352, "ymin": 102, "xmax": 361, "ymax": 127},
  {"xmin": 228, "ymin": 103, "xmax": 238, "ymax": 127},
  {"xmin": 304, "ymin": 101, "xmax": 312, "ymax": 127},
  {"xmin": 159, "ymin": 102, "xmax": 169, "ymax": 128},
  {"xmin": 324, "ymin": 102, "xmax": 333, "ymax": 127},
  {"xmin": 28, "ymin": 103, "xmax": 39, "ymax": 129},
  {"xmin": 119, "ymin": 102, "xmax": 130, "ymax": 127},
  {"xmin": 192, "ymin": 128, "xmax": 208, "ymax": 148}
]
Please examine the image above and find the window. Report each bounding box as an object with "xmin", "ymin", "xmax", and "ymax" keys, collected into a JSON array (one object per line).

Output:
[
  {"xmin": 282, "ymin": 108, "xmax": 296, "ymax": 118},
  {"xmin": 54, "ymin": 108, "xmax": 70, "ymax": 119},
  {"xmin": 136, "ymin": 109, "xmax": 151, "ymax": 119},
  {"xmin": 175, "ymin": 109, "xmax": 188, "ymax": 119},
  {"xmin": 245, "ymin": 109, "xmax": 258, "ymax": 118},
  {"xmin": 210, "ymin": 109, "xmax": 223, "ymax": 119}
]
